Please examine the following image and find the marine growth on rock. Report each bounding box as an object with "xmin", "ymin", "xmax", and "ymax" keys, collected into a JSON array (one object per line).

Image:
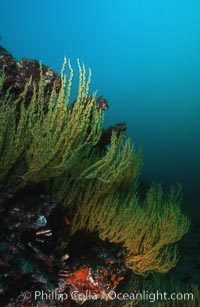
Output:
[{"xmin": 0, "ymin": 45, "xmax": 191, "ymax": 306}]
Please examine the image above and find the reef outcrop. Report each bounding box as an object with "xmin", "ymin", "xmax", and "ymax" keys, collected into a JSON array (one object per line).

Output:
[
  {"xmin": 0, "ymin": 45, "xmax": 192, "ymax": 306},
  {"xmin": 0, "ymin": 46, "xmax": 129, "ymax": 306},
  {"xmin": 0, "ymin": 45, "xmax": 61, "ymax": 102}
]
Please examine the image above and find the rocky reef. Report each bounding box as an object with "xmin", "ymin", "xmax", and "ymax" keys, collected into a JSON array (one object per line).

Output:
[
  {"xmin": 0, "ymin": 45, "xmax": 198, "ymax": 307},
  {"xmin": 0, "ymin": 46, "xmax": 129, "ymax": 306},
  {"xmin": 0, "ymin": 186, "xmax": 127, "ymax": 306}
]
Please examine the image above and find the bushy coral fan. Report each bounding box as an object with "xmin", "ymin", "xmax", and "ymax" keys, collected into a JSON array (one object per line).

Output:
[{"xmin": 0, "ymin": 46, "xmax": 192, "ymax": 306}]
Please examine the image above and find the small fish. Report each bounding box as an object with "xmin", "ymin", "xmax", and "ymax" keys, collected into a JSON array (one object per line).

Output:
[
  {"xmin": 36, "ymin": 229, "xmax": 52, "ymax": 236},
  {"xmin": 61, "ymin": 253, "xmax": 69, "ymax": 262},
  {"xmin": 64, "ymin": 216, "xmax": 71, "ymax": 225}
]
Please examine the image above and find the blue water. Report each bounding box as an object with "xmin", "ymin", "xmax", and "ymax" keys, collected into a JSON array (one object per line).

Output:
[{"xmin": 1, "ymin": 0, "xmax": 200, "ymax": 217}]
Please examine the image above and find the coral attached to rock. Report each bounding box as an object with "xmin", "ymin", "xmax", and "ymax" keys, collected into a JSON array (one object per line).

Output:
[{"xmin": 0, "ymin": 45, "xmax": 191, "ymax": 306}]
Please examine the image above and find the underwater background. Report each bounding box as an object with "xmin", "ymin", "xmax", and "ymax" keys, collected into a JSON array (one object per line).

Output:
[{"xmin": 1, "ymin": 0, "xmax": 200, "ymax": 217}]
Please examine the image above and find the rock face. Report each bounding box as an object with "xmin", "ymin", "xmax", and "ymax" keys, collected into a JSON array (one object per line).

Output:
[
  {"xmin": 0, "ymin": 46, "xmax": 128, "ymax": 306},
  {"xmin": 0, "ymin": 45, "xmax": 61, "ymax": 103},
  {"xmin": 0, "ymin": 186, "xmax": 58, "ymax": 305},
  {"xmin": 0, "ymin": 185, "xmax": 127, "ymax": 306}
]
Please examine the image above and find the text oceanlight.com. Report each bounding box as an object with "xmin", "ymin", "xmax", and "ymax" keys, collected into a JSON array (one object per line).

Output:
[
  {"xmin": 103, "ymin": 290, "xmax": 194, "ymax": 302},
  {"xmin": 20, "ymin": 289, "xmax": 194, "ymax": 303}
]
